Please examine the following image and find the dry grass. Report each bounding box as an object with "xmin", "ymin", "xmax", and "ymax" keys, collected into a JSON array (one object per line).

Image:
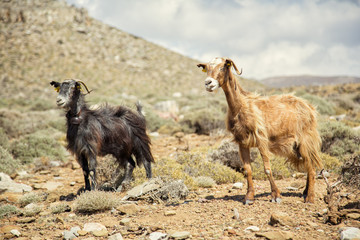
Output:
[{"xmin": 73, "ymin": 191, "xmax": 120, "ymax": 214}]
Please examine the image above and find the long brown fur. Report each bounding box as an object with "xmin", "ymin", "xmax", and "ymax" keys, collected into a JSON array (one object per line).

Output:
[{"xmin": 198, "ymin": 57, "xmax": 322, "ymax": 203}]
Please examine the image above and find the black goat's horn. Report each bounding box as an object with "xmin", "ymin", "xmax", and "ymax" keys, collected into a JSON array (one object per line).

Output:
[{"xmin": 74, "ymin": 79, "xmax": 92, "ymax": 94}]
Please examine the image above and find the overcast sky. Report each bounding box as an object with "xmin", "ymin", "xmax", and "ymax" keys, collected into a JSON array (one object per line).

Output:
[{"xmin": 66, "ymin": 0, "xmax": 360, "ymax": 80}]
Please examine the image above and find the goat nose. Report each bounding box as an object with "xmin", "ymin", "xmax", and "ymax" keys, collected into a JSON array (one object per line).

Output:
[{"xmin": 205, "ymin": 78, "xmax": 212, "ymax": 85}]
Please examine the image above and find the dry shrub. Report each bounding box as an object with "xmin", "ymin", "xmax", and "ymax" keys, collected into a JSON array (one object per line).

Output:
[
  {"xmin": 319, "ymin": 120, "xmax": 360, "ymax": 158},
  {"xmin": 193, "ymin": 176, "xmax": 216, "ymax": 188},
  {"xmin": 73, "ymin": 191, "xmax": 119, "ymax": 214},
  {"xmin": 341, "ymin": 152, "xmax": 360, "ymax": 189},
  {"xmin": 18, "ymin": 192, "xmax": 47, "ymax": 207},
  {"xmin": 207, "ymin": 139, "xmax": 243, "ymax": 171},
  {"xmin": 0, "ymin": 204, "xmax": 19, "ymax": 218},
  {"xmin": 0, "ymin": 146, "xmax": 20, "ymax": 175},
  {"xmin": 321, "ymin": 152, "xmax": 341, "ymax": 173},
  {"xmin": 22, "ymin": 203, "xmax": 42, "ymax": 217},
  {"xmin": 50, "ymin": 203, "xmax": 71, "ymax": 214}
]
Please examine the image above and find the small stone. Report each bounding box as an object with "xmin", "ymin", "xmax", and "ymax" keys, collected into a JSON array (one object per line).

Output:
[
  {"xmin": 116, "ymin": 203, "xmax": 140, "ymax": 215},
  {"xmin": 10, "ymin": 229, "xmax": 21, "ymax": 237},
  {"xmin": 164, "ymin": 210, "xmax": 176, "ymax": 216},
  {"xmin": 63, "ymin": 230, "xmax": 76, "ymax": 240},
  {"xmin": 307, "ymin": 221, "xmax": 318, "ymax": 228},
  {"xmin": 83, "ymin": 222, "xmax": 107, "ymax": 232},
  {"xmin": 70, "ymin": 182, "xmax": 76, "ymax": 186},
  {"xmin": 108, "ymin": 233, "xmax": 124, "ymax": 240},
  {"xmin": 346, "ymin": 213, "xmax": 360, "ymax": 220},
  {"xmin": 92, "ymin": 229, "xmax": 108, "ymax": 237},
  {"xmin": 120, "ymin": 218, "xmax": 131, "ymax": 226},
  {"xmin": 149, "ymin": 232, "xmax": 167, "ymax": 240},
  {"xmin": 70, "ymin": 226, "xmax": 81, "ymax": 237},
  {"xmin": 170, "ymin": 231, "xmax": 191, "ymax": 239},
  {"xmin": 270, "ymin": 212, "xmax": 297, "ymax": 227},
  {"xmin": 232, "ymin": 182, "xmax": 243, "ymax": 189},
  {"xmin": 77, "ymin": 230, "xmax": 88, "ymax": 236},
  {"xmin": 340, "ymin": 227, "xmax": 360, "ymax": 240},
  {"xmin": 0, "ymin": 225, "xmax": 20, "ymax": 234},
  {"xmin": 233, "ymin": 208, "xmax": 240, "ymax": 220},
  {"xmin": 256, "ymin": 231, "xmax": 294, "ymax": 240},
  {"xmin": 245, "ymin": 226, "xmax": 260, "ymax": 232},
  {"xmin": 285, "ymin": 187, "xmax": 299, "ymax": 191},
  {"xmin": 292, "ymin": 173, "xmax": 306, "ymax": 179}
]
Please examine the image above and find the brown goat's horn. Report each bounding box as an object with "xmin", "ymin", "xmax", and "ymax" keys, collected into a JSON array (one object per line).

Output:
[
  {"xmin": 231, "ymin": 61, "xmax": 242, "ymax": 75},
  {"xmin": 75, "ymin": 80, "xmax": 92, "ymax": 94}
]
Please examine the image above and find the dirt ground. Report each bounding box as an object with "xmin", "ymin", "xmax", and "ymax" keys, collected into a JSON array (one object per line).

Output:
[{"xmin": 1, "ymin": 134, "xmax": 359, "ymax": 240}]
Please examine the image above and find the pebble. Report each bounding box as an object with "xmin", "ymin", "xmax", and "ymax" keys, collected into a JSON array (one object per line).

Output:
[
  {"xmin": 92, "ymin": 229, "xmax": 108, "ymax": 237},
  {"xmin": 108, "ymin": 233, "xmax": 124, "ymax": 240},
  {"xmin": 116, "ymin": 203, "xmax": 140, "ymax": 215},
  {"xmin": 245, "ymin": 226, "xmax": 260, "ymax": 232},
  {"xmin": 339, "ymin": 227, "xmax": 360, "ymax": 240},
  {"xmin": 285, "ymin": 187, "xmax": 299, "ymax": 191},
  {"xmin": 256, "ymin": 231, "xmax": 294, "ymax": 240},
  {"xmin": 270, "ymin": 212, "xmax": 297, "ymax": 227},
  {"xmin": 83, "ymin": 222, "xmax": 106, "ymax": 232},
  {"xmin": 232, "ymin": 182, "xmax": 243, "ymax": 189},
  {"xmin": 164, "ymin": 210, "xmax": 176, "ymax": 216},
  {"xmin": 10, "ymin": 229, "xmax": 21, "ymax": 237},
  {"xmin": 149, "ymin": 232, "xmax": 167, "ymax": 240},
  {"xmin": 233, "ymin": 208, "xmax": 240, "ymax": 220},
  {"xmin": 120, "ymin": 218, "xmax": 131, "ymax": 226},
  {"xmin": 346, "ymin": 213, "xmax": 360, "ymax": 220},
  {"xmin": 170, "ymin": 231, "xmax": 191, "ymax": 239}
]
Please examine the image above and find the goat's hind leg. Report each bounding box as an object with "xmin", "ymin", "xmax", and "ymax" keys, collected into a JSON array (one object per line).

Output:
[
  {"xmin": 304, "ymin": 165, "xmax": 316, "ymax": 203},
  {"xmin": 116, "ymin": 156, "xmax": 135, "ymax": 192},
  {"xmin": 77, "ymin": 154, "xmax": 91, "ymax": 194}
]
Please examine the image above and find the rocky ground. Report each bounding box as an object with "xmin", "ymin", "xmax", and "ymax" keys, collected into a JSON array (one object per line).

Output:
[{"xmin": 1, "ymin": 134, "xmax": 360, "ymax": 240}]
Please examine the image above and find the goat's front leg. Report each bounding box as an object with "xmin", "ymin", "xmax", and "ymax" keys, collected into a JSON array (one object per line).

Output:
[
  {"xmin": 239, "ymin": 146, "xmax": 255, "ymax": 205},
  {"xmin": 304, "ymin": 166, "xmax": 316, "ymax": 203},
  {"xmin": 259, "ymin": 148, "xmax": 281, "ymax": 203},
  {"xmin": 78, "ymin": 154, "xmax": 91, "ymax": 192}
]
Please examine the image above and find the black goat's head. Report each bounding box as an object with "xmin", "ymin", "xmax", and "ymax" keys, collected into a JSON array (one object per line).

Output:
[{"xmin": 50, "ymin": 79, "xmax": 91, "ymax": 109}]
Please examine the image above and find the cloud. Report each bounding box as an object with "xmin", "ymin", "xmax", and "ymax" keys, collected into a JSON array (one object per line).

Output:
[{"xmin": 67, "ymin": 0, "xmax": 360, "ymax": 79}]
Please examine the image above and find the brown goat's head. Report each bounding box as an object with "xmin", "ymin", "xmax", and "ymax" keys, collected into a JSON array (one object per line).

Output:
[
  {"xmin": 197, "ymin": 57, "xmax": 242, "ymax": 92},
  {"xmin": 50, "ymin": 79, "xmax": 91, "ymax": 109}
]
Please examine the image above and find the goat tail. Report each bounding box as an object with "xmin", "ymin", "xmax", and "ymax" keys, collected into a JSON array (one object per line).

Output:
[
  {"xmin": 134, "ymin": 135, "xmax": 155, "ymax": 165},
  {"xmin": 297, "ymin": 130, "xmax": 323, "ymax": 171}
]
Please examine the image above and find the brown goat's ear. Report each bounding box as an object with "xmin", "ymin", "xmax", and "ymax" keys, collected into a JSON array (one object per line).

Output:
[
  {"xmin": 197, "ymin": 63, "xmax": 207, "ymax": 72},
  {"xmin": 50, "ymin": 81, "xmax": 61, "ymax": 92}
]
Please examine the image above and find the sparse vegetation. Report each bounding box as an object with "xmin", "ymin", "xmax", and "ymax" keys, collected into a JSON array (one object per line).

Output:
[
  {"xmin": 50, "ymin": 203, "xmax": 71, "ymax": 214},
  {"xmin": 73, "ymin": 191, "xmax": 120, "ymax": 214},
  {"xmin": 0, "ymin": 204, "xmax": 19, "ymax": 218},
  {"xmin": 18, "ymin": 192, "xmax": 46, "ymax": 207},
  {"xmin": 319, "ymin": 120, "xmax": 360, "ymax": 158}
]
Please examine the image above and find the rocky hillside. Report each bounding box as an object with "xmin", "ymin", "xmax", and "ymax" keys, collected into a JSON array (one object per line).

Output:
[{"xmin": 261, "ymin": 75, "xmax": 360, "ymax": 88}]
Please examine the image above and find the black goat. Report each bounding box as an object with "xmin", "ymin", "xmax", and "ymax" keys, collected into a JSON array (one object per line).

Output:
[{"xmin": 50, "ymin": 79, "xmax": 154, "ymax": 192}]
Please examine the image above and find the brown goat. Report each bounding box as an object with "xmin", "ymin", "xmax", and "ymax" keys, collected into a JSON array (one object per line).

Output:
[{"xmin": 197, "ymin": 57, "xmax": 322, "ymax": 204}]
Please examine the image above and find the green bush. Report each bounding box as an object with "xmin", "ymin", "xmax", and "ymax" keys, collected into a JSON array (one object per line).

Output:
[
  {"xmin": 319, "ymin": 120, "xmax": 360, "ymax": 158},
  {"xmin": 0, "ymin": 146, "xmax": 20, "ymax": 175},
  {"xmin": 296, "ymin": 92, "xmax": 336, "ymax": 115},
  {"xmin": 0, "ymin": 204, "xmax": 19, "ymax": 218},
  {"xmin": 10, "ymin": 129, "xmax": 67, "ymax": 164},
  {"xmin": 0, "ymin": 128, "xmax": 9, "ymax": 148}
]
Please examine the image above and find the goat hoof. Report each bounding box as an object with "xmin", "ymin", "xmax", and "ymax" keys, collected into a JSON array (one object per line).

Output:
[
  {"xmin": 245, "ymin": 199, "xmax": 254, "ymax": 205},
  {"xmin": 271, "ymin": 197, "xmax": 282, "ymax": 203}
]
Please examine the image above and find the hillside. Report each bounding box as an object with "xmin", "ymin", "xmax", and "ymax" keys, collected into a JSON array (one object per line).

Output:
[{"xmin": 261, "ymin": 75, "xmax": 360, "ymax": 88}]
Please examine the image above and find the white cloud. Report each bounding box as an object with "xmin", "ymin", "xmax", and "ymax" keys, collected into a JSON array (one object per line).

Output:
[{"xmin": 67, "ymin": 0, "xmax": 360, "ymax": 79}]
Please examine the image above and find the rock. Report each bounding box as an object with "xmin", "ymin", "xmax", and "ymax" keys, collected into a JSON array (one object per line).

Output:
[
  {"xmin": 38, "ymin": 181, "xmax": 63, "ymax": 191},
  {"xmin": 92, "ymin": 229, "xmax": 108, "ymax": 237},
  {"xmin": 232, "ymin": 182, "xmax": 243, "ymax": 189},
  {"xmin": 0, "ymin": 192, "xmax": 23, "ymax": 202},
  {"xmin": 83, "ymin": 223, "xmax": 107, "ymax": 232},
  {"xmin": 307, "ymin": 221, "xmax": 318, "ymax": 228},
  {"xmin": 0, "ymin": 225, "xmax": 20, "ymax": 234},
  {"xmin": 245, "ymin": 226, "xmax": 260, "ymax": 232},
  {"xmin": 164, "ymin": 210, "xmax": 176, "ymax": 216},
  {"xmin": 285, "ymin": 187, "xmax": 298, "ymax": 191},
  {"xmin": 70, "ymin": 226, "xmax": 81, "ymax": 237},
  {"xmin": 10, "ymin": 229, "xmax": 21, "ymax": 237},
  {"xmin": 108, "ymin": 233, "xmax": 124, "ymax": 240},
  {"xmin": 270, "ymin": 212, "xmax": 297, "ymax": 227},
  {"xmin": 16, "ymin": 217, "xmax": 36, "ymax": 223},
  {"xmin": 340, "ymin": 227, "xmax": 360, "ymax": 240},
  {"xmin": 290, "ymin": 181, "xmax": 305, "ymax": 189},
  {"xmin": 116, "ymin": 203, "xmax": 140, "ymax": 215},
  {"xmin": 120, "ymin": 218, "xmax": 131, "ymax": 226},
  {"xmin": 149, "ymin": 232, "xmax": 167, "ymax": 240},
  {"xmin": 233, "ymin": 208, "xmax": 240, "ymax": 220},
  {"xmin": 122, "ymin": 179, "xmax": 162, "ymax": 200},
  {"xmin": 170, "ymin": 231, "xmax": 191, "ymax": 239},
  {"xmin": 77, "ymin": 230, "xmax": 87, "ymax": 236},
  {"xmin": 154, "ymin": 100, "xmax": 179, "ymax": 114},
  {"xmin": 346, "ymin": 213, "xmax": 360, "ymax": 220},
  {"xmin": 317, "ymin": 170, "xmax": 330, "ymax": 179},
  {"xmin": 0, "ymin": 172, "xmax": 32, "ymax": 193},
  {"xmin": 292, "ymin": 173, "xmax": 306, "ymax": 179},
  {"xmin": 256, "ymin": 231, "xmax": 294, "ymax": 240},
  {"xmin": 63, "ymin": 230, "xmax": 76, "ymax": 240}
]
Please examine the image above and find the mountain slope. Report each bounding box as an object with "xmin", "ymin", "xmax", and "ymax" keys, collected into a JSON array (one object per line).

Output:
[{"xmin": 261, "ymin": 75, "xmax": 360, "ymax": 88}]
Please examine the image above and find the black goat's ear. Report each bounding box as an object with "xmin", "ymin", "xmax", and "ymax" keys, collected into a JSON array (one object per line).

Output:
[
  {"xmin": 197, "ymin": 63, "xmax": 207, "ymax": 72},
  {"xmin": 50, "ymin": 81, "xmax": 61, "ymax": 92}
]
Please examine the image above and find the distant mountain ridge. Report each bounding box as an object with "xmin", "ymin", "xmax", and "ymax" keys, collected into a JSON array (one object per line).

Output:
[{"xmin": 261, "ymin": 75, "xmax": 360, "ymax": 88}]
